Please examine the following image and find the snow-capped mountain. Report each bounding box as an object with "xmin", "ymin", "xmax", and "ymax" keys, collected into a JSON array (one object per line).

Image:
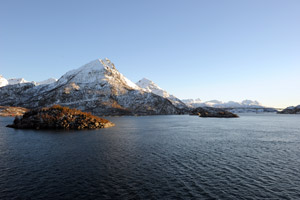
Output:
[
  {"xmin": 0, "ymin": 76, "xmax": 58, "ymax": 87},
  {"xmin": 212, "ymin": 100, "xmax": 262, "ymax": 108},
  {"xmin": 181, "ymin": 98, "xmax": 202, "ymax": 104},
  {"xmin": 136, "ymin": 78, "xmax": 169, "ymax": 98},
  {"xmin": 0, "ymin": 76, "xmax": 31, "ymax": 88},
  {"xmin": 36, "ymin": 78, "xmax": 57, "ymax": 85},
  {"xmin": 0, "ymin": 58, "xmax": 181, "ymax": 115},
  {"xmin": 182, "ymin": 99, "xmax": 276, "ymax": 113},
  {"xmin": 0, "ymin": 75, "xmax": 8, "ymax": 87},
  {"xmin": 136, "ymin": 78, "xmax": 188, "ymax": 109},
  {"xmin": 7, "ymin": 78, "xmax": 30, "ymax": 85},
  {"xmin": 182, "ymin": 99, "xmax": 262, "ymax": 108}
]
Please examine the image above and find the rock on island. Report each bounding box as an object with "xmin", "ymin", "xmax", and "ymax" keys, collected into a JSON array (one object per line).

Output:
[{"xmin": 7, "ymin": 105, "xmax": 115, "ymax": 130}]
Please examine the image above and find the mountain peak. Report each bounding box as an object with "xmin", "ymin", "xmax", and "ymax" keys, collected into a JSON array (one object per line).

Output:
[
  {"xmin": 56, "ymin": 58, "xmax": 140, "ymax": 91},
  {"xmin": 57, "ymin": 58, "xmax": 110, "ymax": 85},
  {"xmin": 139, "ymin": 78, "xmax": 152, "ymax": 83},
  {"xmin": 136, "ymin": 78, "xmax": 188, "ymax": 109},
  {"xmin": 0, "ymin": 75, "xmax": 8, "ymax": 87},
  {"xmin": 37, "ymin": 78, "xmax": 58, "ymax": 85},
  {"xmin": 137, "ymin": 78, "xmax": 157, "ymax": 88},
  {"xmin": 136, "ymin": 78, "xmax": 165, "ymax": 96},
  {"xmin": 73, "ymin": 58, "xmax": 116, "ymax": 73}
]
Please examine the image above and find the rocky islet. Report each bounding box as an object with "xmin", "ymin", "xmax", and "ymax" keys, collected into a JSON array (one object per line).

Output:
[{"xmin": 7, "ymin": 105, "xmax": 114, "ymax": 130}]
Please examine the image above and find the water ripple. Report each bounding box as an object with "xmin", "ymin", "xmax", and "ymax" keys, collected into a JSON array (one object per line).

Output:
[{"xmin": 0, "ymin": 114, "xmax": 300, "ymax": 199}]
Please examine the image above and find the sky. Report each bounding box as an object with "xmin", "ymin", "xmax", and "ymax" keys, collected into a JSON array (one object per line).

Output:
[{"xmin": 0, "ymin": 0, "xmax": 299, "ymax": 108}]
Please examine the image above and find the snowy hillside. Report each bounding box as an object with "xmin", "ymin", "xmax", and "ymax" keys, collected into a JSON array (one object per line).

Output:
[
  {"xmin": 181, "ymin": 98, "xmax": 202, "ymax": 104},
  {"xmin": 8, "ymin": 78, "xmax": 29, "ymax": 85},
  {"xmin": 57, "ymin": 59, "xmax": 140, "ymax": 91},
  {"xmin": 136, "ymin": 78, "xmax": 188, "ymax": 109},
  {"xmin": 136, "ymin": 78, "xmax": 169, "ymax": 98},
  {"xmin": 0, "ymin": 58, "xmax": 181, "ymax": 115},
  {"xmin": 0, "ymin": 75, "xmax": 34, "ymax": 88},
  {"xmin": 37, "ymin": 78, "xmax": 57, "ymax": 85}
]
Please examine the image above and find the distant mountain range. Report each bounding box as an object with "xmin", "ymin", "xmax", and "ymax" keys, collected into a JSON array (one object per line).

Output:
[
  {"xmin": 182, "ymin": 99, "xmax": 262, "ymax": 108},
  {"xmin": 0, "ymin": 58, "xmax": 284, "ymax": 115},
  {"xmin": 182, "ymin": 99, "xmax": 277, "ymax": 113},
  {"xmin": 0, "ymin": 75, "xmax": 57, "ymax": 86}
]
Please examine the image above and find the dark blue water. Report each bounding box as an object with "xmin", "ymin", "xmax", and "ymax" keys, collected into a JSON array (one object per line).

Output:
[{"xmin": 0, "ymin": 114, "xmax": 300, "ymax": 200}]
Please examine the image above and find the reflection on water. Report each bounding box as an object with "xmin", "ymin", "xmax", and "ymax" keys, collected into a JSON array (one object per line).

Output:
[{"xmin": 0, "ymin": 114, "xmax": 300, "ymax": 199}]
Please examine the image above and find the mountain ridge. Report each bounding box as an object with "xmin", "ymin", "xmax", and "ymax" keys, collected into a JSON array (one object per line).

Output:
[
  {"xmin": 182, "ymin": 99, "xmax": 277, "ymax": 113},
  {"xmin": 136, "ymin": 78, "xmax": 188, "ymax": 109},
  {"xmin": 0, "ymin": 58, "xmax": 182, "ymax": 116}
]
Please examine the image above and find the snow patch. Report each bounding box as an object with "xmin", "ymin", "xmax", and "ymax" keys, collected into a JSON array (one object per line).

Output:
[
  {"xmin": 8, "ymin": 78, "xmax": 30, "ymax": 85},
  {"xmin": 37, "ymin": 78, "xmax": 57, "ymax": 85},
  {"xmin": 0, "ymin": 75, "xmax": 8, "ymax": 87},
  {"xmin": 136, "ymin": 78, "xmax": 187, "ymax": 109}
]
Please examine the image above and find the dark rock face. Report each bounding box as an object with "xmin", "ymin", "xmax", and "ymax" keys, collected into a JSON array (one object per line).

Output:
[
  {"xmin": 190, "ymin": 107, "xmax": 239, "ymax": 118},
  {"xmin": 7, "ymin": 105, "xmax": 115, "ymax": 130},
  {"xmin": 278, "ymin": 105, "xmax": 300, "ymax": 114}
]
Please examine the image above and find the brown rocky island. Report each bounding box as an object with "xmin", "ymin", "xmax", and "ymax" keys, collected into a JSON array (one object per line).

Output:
[{"xmin": 7, "ymin": 105, "xmax": 115, "ymax": 130}]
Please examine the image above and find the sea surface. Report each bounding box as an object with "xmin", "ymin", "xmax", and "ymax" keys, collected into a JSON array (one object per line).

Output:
[{"xmin": 0, "ymin": 113, "xmax": 300, "ymax": 200}]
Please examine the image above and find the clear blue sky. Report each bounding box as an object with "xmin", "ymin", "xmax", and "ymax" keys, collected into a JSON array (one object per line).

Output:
[{"xmin": 0, "ymin": 0, "xmax": 299, "ymax": 108}]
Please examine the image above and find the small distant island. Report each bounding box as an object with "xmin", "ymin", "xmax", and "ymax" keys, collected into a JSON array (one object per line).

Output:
[
  {"xmin": 190, "ymin": 107, "xmax": 239, "ymax": 118},
  {"xmin": 7, "ymin": 105, "xmax": 115, "ymax": 130}
]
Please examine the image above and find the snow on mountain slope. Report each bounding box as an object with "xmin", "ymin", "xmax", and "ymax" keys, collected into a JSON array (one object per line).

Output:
[
  {"xmin": 136, "ymin": 78, "xmax": 168, "ymax": 97},
  {"xmin": 0, "ymin": 75, "xmax": 8, "ymax": 87},
  {"xmin": 37, "ymin": 78, "xmax": 57, "ymax": 85},
  {"xmin": 182, "ymin": 99, "xmax": 276, "ymax": 113},
  {"xmin": 183, "ymin": 99, "xmax": 262, "ymax": 108},
  {"xmin": 201, "ymin": 100, "xmax": 223, "ymax": 107},
  {"xmin": 59, "ymin": 58, "xmax": 140, "ymax": 90},
  {"xmin": 136, "ymin": 78, "xmax": 188, "ymax": 109},
  {"xmin": 240, "ymin": 100, "xmax": 261, "ymax": 106},
  {"xmin": 0, "ymin": 58, "xmax": 181, "ymax": 115},
  {"xmin": 8, "ymin": 78, "xmax": 29, "ymax": 85},
  {"xmin": 181, "ymin": 98, "xmax": 202, "ymax": 104},
  {"xmin": 1, "ymin": 76, "xmax": 57, "ymax": 87}
]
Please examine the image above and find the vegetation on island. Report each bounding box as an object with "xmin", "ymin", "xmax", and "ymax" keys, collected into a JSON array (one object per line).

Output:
[{"xmin": 7, "ymin": 105, "xmax": 114, "ymax": 130}]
